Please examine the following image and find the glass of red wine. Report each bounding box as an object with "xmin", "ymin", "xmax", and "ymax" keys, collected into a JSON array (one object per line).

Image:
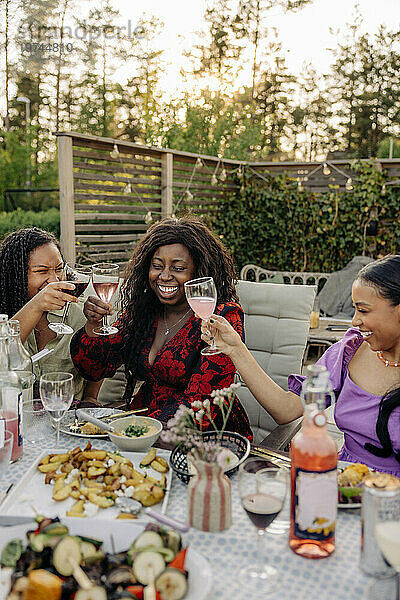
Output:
[
  {"xmin": 184, "ymin": 277, "xmax": 218, "ymax": 355},
  {"xmin": 238, "ymin": 457, "xmax": 288, "ymax": 594},
  {"xmin": 48, "ymin": 264, "xmax": 92, "ymax": 335},
  {"xmin": 92, "ymin": 263, "xmax": 120, "ymax": 336}
]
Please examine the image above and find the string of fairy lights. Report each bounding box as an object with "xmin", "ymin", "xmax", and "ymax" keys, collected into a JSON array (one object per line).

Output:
[{"xmin": 106, "ymin": 143, "xmax": 381, "ymax": 226}]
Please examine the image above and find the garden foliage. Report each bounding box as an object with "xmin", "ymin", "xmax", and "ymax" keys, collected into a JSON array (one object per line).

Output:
[
  {"xmin": 0, "ymin": 208, "xmax": 60, "ymax": 241},
  {"xmin": 213, "ymin": 161, "xmax": 400, "ymax": 273}
]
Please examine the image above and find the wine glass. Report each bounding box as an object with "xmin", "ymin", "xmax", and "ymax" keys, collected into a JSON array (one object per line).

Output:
[
  {"xmin": 92, "ymin": 263, "xmax": 120, "ymax": 336},
  {"xmin": 368, "ymin": 486, "xmax": 400, "ymax": 600},
  {"xmin": 184, "ymin": 277, "xmax": 218, "ymax": 355},
  {"xmin": 238, "ymin": 457, "xmax": 288, "ymax": 595},
  {"xmin": 39, "ymin": 372, "xmax": 74, "ymax": 447},
  {"xmin": 48, "ymin": 264, "xmax": 92, "ymax": 335}
]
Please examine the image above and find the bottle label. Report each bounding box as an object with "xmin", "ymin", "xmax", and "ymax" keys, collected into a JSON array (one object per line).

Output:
[{"xmin": 294, "ymin": 467, "xmax": 337, "ymax": 541}]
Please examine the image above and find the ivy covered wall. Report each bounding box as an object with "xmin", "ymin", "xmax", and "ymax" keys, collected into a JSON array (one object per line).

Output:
[{"xmin": 213, "ymin": 161, "xmax": 400, "ymax": 273}]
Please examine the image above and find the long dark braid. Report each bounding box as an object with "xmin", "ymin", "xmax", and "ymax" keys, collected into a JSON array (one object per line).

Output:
[
  {"xmin": 120, "ymin": 216, "xmax": 239, "ymax": 401},
  {"xmin": 0, "ymin": 228, "xmax": 60, "ymax": 316}
]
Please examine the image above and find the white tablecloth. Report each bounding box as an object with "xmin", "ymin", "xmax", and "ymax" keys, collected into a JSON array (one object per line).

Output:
[{"xmin": 0, "ymin": 428, "xmax": 373, "ymax": 600}]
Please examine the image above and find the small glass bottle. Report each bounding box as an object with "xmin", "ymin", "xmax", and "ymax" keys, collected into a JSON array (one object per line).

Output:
[
  {"xmin": 289, "ymin": 364, "xmax": 337, "ymax": 558},
  {"xmin": 0, "ymin": 314, "xmax": 23, "ymax": 461},
  {"xmin": 8, "ymin": 319, "xmax": 32, "ymax": 371}
]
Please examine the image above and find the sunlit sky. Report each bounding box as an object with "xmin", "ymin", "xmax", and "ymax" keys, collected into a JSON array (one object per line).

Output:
[
  {"xmin": 114, "ymin": 0, "xmax": 400, "ymax": 95},
  {"xmin": 2, "ymin": 0, "xmax": 400, "ymax": 109}
]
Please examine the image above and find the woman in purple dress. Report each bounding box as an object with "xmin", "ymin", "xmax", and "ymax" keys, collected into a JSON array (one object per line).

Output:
[{"xmin": 201, "ymin": 255, "xmax": 400, "ymax": 476}]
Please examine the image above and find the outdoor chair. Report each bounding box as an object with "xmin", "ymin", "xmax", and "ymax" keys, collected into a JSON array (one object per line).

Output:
[
  {"xmin": 236, "ymin": 279, "xmax": 316, "ymax": 445},
  {"xmin": 240, "ymin": 264, "xmax": 330, "ymax": 292}
]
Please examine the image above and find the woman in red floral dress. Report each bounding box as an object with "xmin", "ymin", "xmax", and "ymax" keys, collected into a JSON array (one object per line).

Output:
[{"xmin": 70, "ymin": 217, "xmax": 252, "ymax": 440}]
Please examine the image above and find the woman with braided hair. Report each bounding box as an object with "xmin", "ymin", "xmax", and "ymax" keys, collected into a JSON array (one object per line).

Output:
[
  {"xmin": 0, "ymin": 227, "xmax": 102, "ymax": 403},
  {"xmin": 71, "ymin": 216, "xmax": 252, "ymax": 439}
]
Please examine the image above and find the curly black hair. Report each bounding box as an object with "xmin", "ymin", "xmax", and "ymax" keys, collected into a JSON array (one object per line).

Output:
[
  {"xmin": 0, "ymin": 228, "xmax": 61, "ymax": 317},
  {"xmin": 120, "ymin": 216, "xmax": 239, "ymax": 401}
]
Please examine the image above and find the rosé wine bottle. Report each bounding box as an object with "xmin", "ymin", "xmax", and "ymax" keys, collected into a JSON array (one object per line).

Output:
[{"xmin": 289, "ymin": 365, "xmax": 338, "ymax": 559}]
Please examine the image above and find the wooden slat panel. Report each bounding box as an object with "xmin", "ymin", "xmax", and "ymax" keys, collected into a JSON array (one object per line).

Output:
[
  {"xmin": 74, "ymin": 172, "xmax": 161, "ymax": 186},
  {"xmin": 74, "ymin": 193, "xmax": 161, "ymax": 203},
  {"xmin": 77, "ymin": 242, "xmax": 134, "ymax": 251},
  {"xmin": 77, "ymin": 234, "xmax": 143, "ymax": 242},
  {"xmin": 73, "ymin": 149, "xmax": 161, "ymax": 169},
  {"xmin": 74, "ymin": 213, "xmax": 146, "ymax": 221},
  {"xmin": 76, "ymin": 224, "xmax": 147, "ymax": 232},
  {"xmin": 73, "ymin": 161, "xmax": 160, "ymax": 177},
  {"xmin": 75, "ymin": 203, "xmax": 155, "ymax": 212},
  {"xmin": 74, "ymin": 182, "xmax": 161, "ymax": 193},
  {"xmin": 87, "ymin": 252, "xmax": 133, "ymax": 261},
  {"xmin": 173, "ymin": 182, "xmax": 237, "ymax": 191}
]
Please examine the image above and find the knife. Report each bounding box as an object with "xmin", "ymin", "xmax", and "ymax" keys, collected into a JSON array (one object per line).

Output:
[
  {"xmin": 0, "ymin": 515, "xmax": 36, "ymax": 527},
  {"xmin": 251, "ymin": 447, "xmax": 291, "ymax": 464}
]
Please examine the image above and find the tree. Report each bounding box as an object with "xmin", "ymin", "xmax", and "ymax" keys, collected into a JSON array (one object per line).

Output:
[
  {"xmin": 187, "ymin": 0, "xmax": 243, "ymax": 94},
  {"xmin": 233, "ymin": 0, "xmax": 312, "ymax": 100}
]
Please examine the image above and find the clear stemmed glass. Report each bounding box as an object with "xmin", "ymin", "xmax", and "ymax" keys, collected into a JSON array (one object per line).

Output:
[
  {"xmin": 184, "ymin": 277, "xmax": 218, "ymax": 355},
  {"xmin": 48, "ymin": 264, "xmax": 92, "ymax": 335},
  {"xmin": 238, "ymin": 457, "xmax": 288, "ymax": 595},
  {"xmin": 92, "ymin": 263, "xmax": 120, "ymax": 336},
  {"xmin": 39, "ymin": 372, "xmax": 74, "ymax": 447},
  {"xmin": 368, "ymin": 486, "xmax": 400, "ymax": 600}
]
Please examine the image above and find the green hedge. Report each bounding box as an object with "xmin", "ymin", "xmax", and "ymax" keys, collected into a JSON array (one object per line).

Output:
[
  {"xmin": 0, "ymin": 208, "xmax": 60, "ymax": 241},
  {"xmin": 213, "ymin": 160, "xmax": 400, "ymax": 273}
]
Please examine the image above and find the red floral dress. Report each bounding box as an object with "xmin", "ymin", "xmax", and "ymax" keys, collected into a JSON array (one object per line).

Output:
[{"xmin": 70, "ymin": 302, "xmax": 252, "ymax": 440}]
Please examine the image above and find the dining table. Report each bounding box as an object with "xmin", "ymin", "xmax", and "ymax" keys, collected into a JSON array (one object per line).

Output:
[{"xmin": 0, "ymin": 415, "xmax": 375, "ymax": 600}]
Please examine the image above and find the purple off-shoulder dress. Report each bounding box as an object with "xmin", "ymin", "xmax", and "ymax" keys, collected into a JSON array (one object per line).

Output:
[{"xmin": 288, "ymin": 328, "xmax": 400, "ymax": 476}]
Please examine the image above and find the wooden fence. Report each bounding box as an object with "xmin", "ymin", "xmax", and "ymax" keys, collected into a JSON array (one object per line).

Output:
[{"xmin": 56, "ymin": 131, "xmax": 400, "ymax": 265}]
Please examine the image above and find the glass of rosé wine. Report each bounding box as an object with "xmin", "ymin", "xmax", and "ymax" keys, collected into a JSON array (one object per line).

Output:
[
  {"xmin": 184, "ymin": 277, "xmax": 218, "ymax": 355},
  {"xmin": 238, "ymin": 457, "xmax": 288, "ymax": 594},
  {"xmin": 92, "ymin": 263, "xmax": 120, "ymax": 336}
]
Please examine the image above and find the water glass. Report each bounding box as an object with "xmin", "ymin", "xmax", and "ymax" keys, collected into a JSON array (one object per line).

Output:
[
  {"xmin": 39, "ymin": 372, "xmax": 74, "ymax": 447},
  {"xmin": 0, "ymin": 431, "xmax": 13, "ymax": 478},
  {"xmin": 23, "ymin": 400, "xmax": 50, "ymax": 446},
  {"xmin": 18, "ymin": 371, "xmax": 35, "ymax": 405}
]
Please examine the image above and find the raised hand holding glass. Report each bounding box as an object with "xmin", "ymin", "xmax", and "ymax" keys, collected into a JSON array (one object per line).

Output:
[{"xmin": 48, "ymin": 264, "xmax": 92, "ymax": 335}]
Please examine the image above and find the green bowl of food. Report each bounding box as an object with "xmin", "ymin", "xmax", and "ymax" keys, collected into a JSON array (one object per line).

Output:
[{"xmin": 108, "ymin": 415, "xmax": 163, "ymax": 452}]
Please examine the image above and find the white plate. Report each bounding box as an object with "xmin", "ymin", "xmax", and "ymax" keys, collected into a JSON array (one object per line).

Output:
[
  {"xmin": 59, "ymin": 408, "xmax": 119, "ymax": 438},
  {"xmin": 0, "ymin": 448, "xmax": 171, "ymax": 520},
  {"xmin": 0, "ymin": 520, "xmax": 212, "ymax": 600},
  {"xmin": 337, "ymin": 460, "xmax": 362, "ymax": 509}
]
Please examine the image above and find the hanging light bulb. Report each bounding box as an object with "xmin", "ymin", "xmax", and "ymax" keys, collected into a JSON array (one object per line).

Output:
[
  {"xmin": 297, "ymin": 179, "xmax": 303, "ymax": 191},
  {"xmin": 237, "ymin": 167, "xmax": 244, "ymax": 180},
  {"xmin": 211, "ymin": 174, "xmax": 218, "ymax": 185},
  {"xmin": 144, "ymin": 211, "xmax": 153, "ymax": 225},
  {"xmin": 124, "ymin": 183, "xmax": 132, "ymax": 195},
  {"xmin": 171, "ymin": 213, "xmax": 176, "ymax": 220},
  {"xmin": 219, "ymin": 168, "xmax": 227, "ymax": 182},
  {"xmin": 323, "ymin": 162, "xmax": 331, "ymax": 176},
  {"xmin": 110, "ymin": 144, "xmax": 119, "ymax": 159},
  {"xmin": 381, "ymin": 184, "xmax": 386, "ymax": 196},
  {"xmin": 195, "ymin": 157, "xmax": 204, "ymax": 169},
  {"xmin": 345, "ymin": 177, "xmax": 353, "ymax": 191},
  {"xmin": 184, "ymin": 190, "xmax": 193, "ymax": 201}
]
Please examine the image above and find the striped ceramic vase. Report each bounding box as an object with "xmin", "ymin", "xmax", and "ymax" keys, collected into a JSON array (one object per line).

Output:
[{"xmin": 188, "ymin": 459, "xmax": 232, "ymax": 532}]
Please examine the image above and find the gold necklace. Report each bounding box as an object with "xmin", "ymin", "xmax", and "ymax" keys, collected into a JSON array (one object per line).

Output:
[
  {"xmin": 376, "ymin": 350, "xmax": 400, "ymax": 367},
  {"xmin": 163, "ymin": 308, "xmax": 192, "ymax": 336}
]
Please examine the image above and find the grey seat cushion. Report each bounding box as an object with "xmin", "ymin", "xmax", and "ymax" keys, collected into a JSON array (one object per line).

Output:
[{"xmin": 236, "ymin": 280, "xmax": 316, "ymax": 444}]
